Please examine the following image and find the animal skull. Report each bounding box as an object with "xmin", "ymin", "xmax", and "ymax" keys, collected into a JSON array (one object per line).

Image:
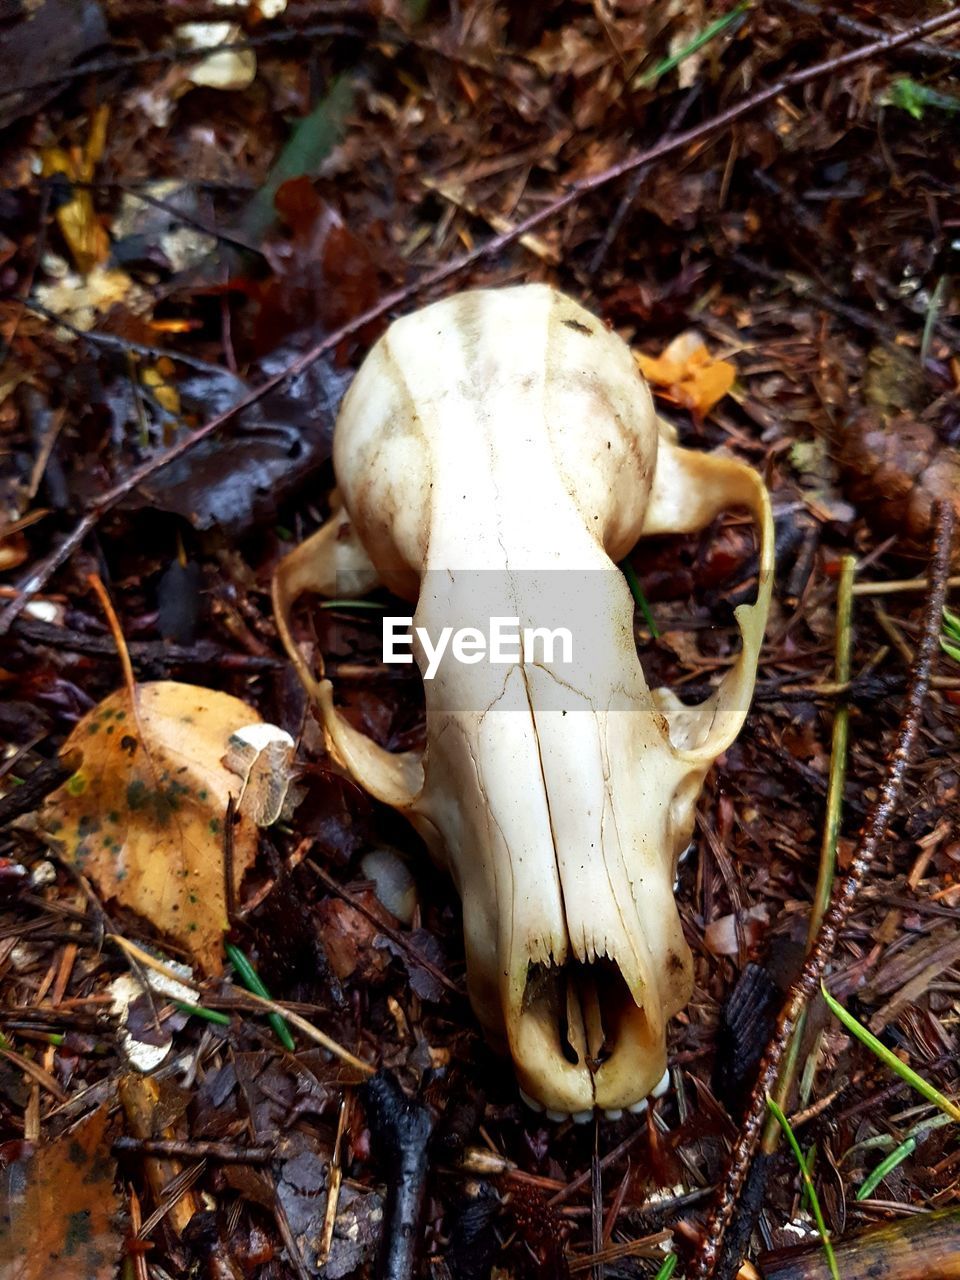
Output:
[{"xmin": 274, "ymin": 284, "xmax": 773, "ymax": 1117}]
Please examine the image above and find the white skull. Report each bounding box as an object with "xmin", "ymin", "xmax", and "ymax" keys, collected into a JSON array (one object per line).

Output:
[{"xmin": 274, "ymin": 284, "xmax": 773, "ymax": 1116}]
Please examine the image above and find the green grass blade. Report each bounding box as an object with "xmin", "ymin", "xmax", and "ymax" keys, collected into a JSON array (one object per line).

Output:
[
  {"xmin": 175, "ymin": 1000, "xmax": 232, "ymax": 1027},
  {"xmin": 240, "ymin": 75, "xmax": 355, "ymax": 240},
  {"xmin": 654, "ymin": 1255, "xmax": 678, "ymax": 1280},
  {"xmin": 766, "ymin": 1096, "xmax": 841, "ymax": 1280},
  {"xmin": 856, "ymin": 1135, "xmax": 917, "ymax": 1201},
  {"xmin": 621, "ymin": 559, "xmax": 660, "ymax": 638},
  {"xmin": 821, "ymin": 982, "xmax": 960, "ymax": 1122},
  {"xmin": 226, "ymin": 943, "xmax": 296, "ymax": 1052},
  {"xmin": 639, "ymin": 2, "xmax": 751, "ymax": 87},
  {"xmin": 319, "ymin": 599, "xmax": 387, "ymax": 611}
]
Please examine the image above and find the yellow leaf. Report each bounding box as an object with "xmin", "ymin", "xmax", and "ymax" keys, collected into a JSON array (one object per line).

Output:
[
  {"xmin": 40, "ymin": 106, "xmax": 111, "ymax": 273},
  {"xmin": 635, "ymin": 330, "xmax": 736, "ymax": 418},
  {"xmin": 142, "ymin": 364, "xmax": 181, "ymax": 416},
  {"xmin": 41, "ymin": 681, "xmax": 265, "ymax": 973},
  {"xmin": 34, "ymin": 265, "xmax": 136, "ymax": 333}
]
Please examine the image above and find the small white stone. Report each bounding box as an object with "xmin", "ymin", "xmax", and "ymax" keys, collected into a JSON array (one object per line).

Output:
[
  {"xmin": 29, "ymin": 860, "xmax": 57, "ymax": 889},
  {"xmin": 572, "ymin": 1110, "xmax": 593, "ymax": 1125},
  {"xmin": 603, "ymin": 1108, "xmax": 623, "ymax": 1121},
  {"xmin": 628, "ymin": 1098, "xmax": 648, "ymax": 1115},
  {"xmin": 545, "ymin": 1109, "xmax": 569, "ymax": 1123},
  {"xmin": 23, "ymin": 601, "xmax": 60, "ymax": 624},
  {"xmin": 360, "ymin": 849, "xmax": 417, "ymax": 925},
  {"xmin": 652, "ymin": 1067, "xmax": 671, "ymax": 1098}
]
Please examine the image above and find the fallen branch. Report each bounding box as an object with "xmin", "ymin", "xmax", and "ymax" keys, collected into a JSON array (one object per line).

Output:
[
  {"xmin": 757, "ymin": 1205, "xmax": 960, "ymax": 1280},
  {"xmin": 361, "ymin": 1071, "xmax": 435, "ymax": 1280},
  {"xmin": 688, "ymin": 500, "xmax": 956, "ymax": 1280},
  {"xmin": 4, "ymin": 3, "xmax": 960, "ymax": 634}
]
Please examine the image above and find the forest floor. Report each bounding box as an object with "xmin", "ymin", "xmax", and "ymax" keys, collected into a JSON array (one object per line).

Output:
[{"xmin": 1, "ymin": 2, "xmax": 959, "ymax": 1279}]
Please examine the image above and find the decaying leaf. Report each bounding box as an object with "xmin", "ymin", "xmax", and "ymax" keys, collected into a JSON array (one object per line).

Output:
[
  {"xmin": 40, "ymin": 104, "xmax": 111, "ymax": 274},
  {"xmin": 33, "ymin": 264, "xmax": 142, "ymax": 334},
  {"xmin": 635, "ymin": 330, "xmax": 736, "ymax": 417},
  {"xmin": 0, "ymin": 1103, "xmax": 123, "ymax": 1280},
  {"xmin": 222, "ymin": 722, "xmax": 297, "ymax": 826},
  {"xmin": 178, "ymin": 22, "xmax": 257, "ymax": 92},
  {"xmin": 40, "ymin": 681, "xmax": 267, "ymax": 973},
  {"xmin": 109, "ymin": 956, "xmax": 197, "ymax": 1072}
]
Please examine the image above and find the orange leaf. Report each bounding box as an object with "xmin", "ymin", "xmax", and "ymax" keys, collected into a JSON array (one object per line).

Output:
[
  {"xmin": 635, "ymin": 331, "xmax": 736, "ymax": 418},
  {"xmin": 0, "ymin": 1104, "xmax": 123, "ymax": 1280}
]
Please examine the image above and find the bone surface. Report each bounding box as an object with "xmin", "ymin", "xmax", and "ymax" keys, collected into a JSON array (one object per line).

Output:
[{"xmin": 273, "ymin": 284, "xmax": 773, "ymax": 1115}]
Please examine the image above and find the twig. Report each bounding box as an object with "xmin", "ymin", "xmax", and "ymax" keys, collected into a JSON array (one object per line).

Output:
[
  {"xmin": 23, "ymin": 300, "xmax": 232, "ymax": 375},
  {"xmin": 361, "ymin": 1071, "xmax": 435, "ymax": 1280},
  {"xmin": 774, "ymin": 0, "xmax": 960, "ymax": 66},
  {"xmin": 0, "ymin": 757, "xmax": 71, "ymax": 829},
  {"xmin": 4, "ymin": 3, "xmax": 960, "ymax": 633},
  {"xmin": 588, "ymin": 85, "xmax": 701, "ymax": 276},
  {"xmin": 233, "ymin": 987, "xmax": 375, "ymax": 1076},
  {"xmin": 0, "ymin": 21, "xmax": 362, "ymax": 98},
  {"xmin": 113, "ymin": 1136, "xmax": 275, "ymax": 1162},
  {"xmin": 688, "ymin": 501, "xmax": 956, "ymax": 1279},
  {"xmin": 308, "ymin": 859, "xmax": 462, "ymax": 998},
  {"xmin": 10, "ymin": 617, "xmax": 283, "ymax": 673}
]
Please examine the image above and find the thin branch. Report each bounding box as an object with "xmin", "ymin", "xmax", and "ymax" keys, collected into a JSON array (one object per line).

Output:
[
  {"xmin": 774, "ymin": 0, "xmax": 960, "ymax": 66},
  {"xmin": 4, "ymin": 4, "xmax": 960, "ymax": 632},
  {"xmin": 587, "ymin": 84, "xmax": 701, "ymax": 276},
  {"xmin": 0, "ymin": 22, "xmax": 362, "ymax": 99},
  {"xmin": 688, "ymin": 501, "xmax": 956, "ymax": 1279}
]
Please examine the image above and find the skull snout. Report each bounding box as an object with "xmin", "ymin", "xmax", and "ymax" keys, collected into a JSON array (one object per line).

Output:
[{"xmin": 510, "ymin": 951, "xmax": 670, "ymax": 1116}]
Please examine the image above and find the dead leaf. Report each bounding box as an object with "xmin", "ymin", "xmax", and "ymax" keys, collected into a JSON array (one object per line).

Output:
[
  {"xmin": 40, "ymin": 105, "xmax": 111, "ymax": 273},
  {"xmin": 222, "ymin": 722, "xmax": 297, "ymax": 826},
  {"xmin": 40, "ymin": 681, "xmax": 265, "ymax": 973},
  {"xmin": 34, "ymin": 264, "xmax": 142, "ymax": 334},
  {"xmin": 635, "ymin": 330, "xmax": 736, "ymax": 418},
  {"xmin": 0, "ymin": 1103, "xmax": 123, "ymax": 1280},
  {"xmin": 178, "ymin": 22, "xmax": 257, "ymax": 91}
]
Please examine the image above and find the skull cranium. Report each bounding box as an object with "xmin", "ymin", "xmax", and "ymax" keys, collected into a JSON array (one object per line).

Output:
[{"xmin": 274, "ymin": 284, "xmax": 773, "ymax": 1116}]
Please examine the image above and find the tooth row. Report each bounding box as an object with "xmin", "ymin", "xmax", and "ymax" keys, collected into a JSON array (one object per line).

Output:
[{"xmin": 519, "ymin": 1069, "xmax": 671, "ymax": 1122}]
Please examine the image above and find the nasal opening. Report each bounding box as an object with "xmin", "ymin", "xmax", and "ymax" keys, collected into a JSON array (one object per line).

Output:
[{"xmin": 522, "ymin": 957, "xmax": 656, "ymax": 1073}]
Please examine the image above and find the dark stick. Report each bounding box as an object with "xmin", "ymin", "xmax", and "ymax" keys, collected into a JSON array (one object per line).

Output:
[
  {"xmin": 4, "ymin": 3, "xmax": 960, "ymax": 635},
  {"xmin": 361, "ymin": 1071, "xmax": 435, "ymax": 1280},
  {"xmin": 0, "ymin": 757, "xmax": 71, "ymax": 829},
  {"xmin": 587, "ymin": 84, "xmax": 701, "ymax": 277},
  {"xmin": 113, "ymin": 1136, "xmax": 275, "ymax": 1162},
  {"xmin": 308, "ymin": 859, "xmax": 463, "ymax": 998},
  {"xmin": 10, "ymin": 618, "xmax": 283, "ymax": 673},
  {"xmin": 774, "ymin": 0, "xmax": 960, "ymax": 66},
  {"xmin": 688, "ymin": 500, "xmax": 956, "ymax": 1280},
  {"xmin": 0, "ymin": 22, "xmax": 362, "ymax": 98}
]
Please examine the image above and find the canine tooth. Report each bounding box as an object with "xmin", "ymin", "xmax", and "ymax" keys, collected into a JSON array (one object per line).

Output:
[
  {"xmin": 628, "ymin": 1098, "xmax": 648, "ymax": 1115},
  {"xmin": 652, "ymin": 1068, "xmax": 670, "ymax": 1098},
  {"xmin": 603, "ymin": 1108, "xmax": 623, "ymax": 1121},
  {"xmin": 572, "ymin": 1110, "xmax": 593, "ymax": 1125},
  {"xmin": 519, "ymin": 1088, "xmax": 544, "ymax": 1113}
]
